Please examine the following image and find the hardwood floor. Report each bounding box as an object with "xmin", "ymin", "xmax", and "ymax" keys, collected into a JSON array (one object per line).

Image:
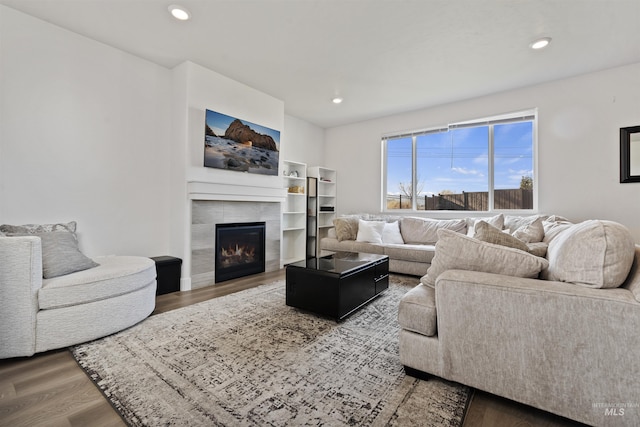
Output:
[{"xmin": 1, "ymin": 270, "xmax": 584, "ymax": 427}]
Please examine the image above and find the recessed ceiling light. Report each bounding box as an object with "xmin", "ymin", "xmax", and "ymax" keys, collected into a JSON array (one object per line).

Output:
[
  {"xmin": 169, "ymin": 5, "xmax": 190, "ymax": 21},
  {"xmin": 332, "ymin": 97, "xmax": 343, "ymax": 104},
  {"xmin": 530, "ymin": 37, "xmax": 551, "ymax": 50}
]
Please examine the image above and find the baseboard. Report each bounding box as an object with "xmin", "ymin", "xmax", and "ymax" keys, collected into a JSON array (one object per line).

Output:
[{"xmin": 180, "ymin": 277, "xmax": 192, "ymax": 291}]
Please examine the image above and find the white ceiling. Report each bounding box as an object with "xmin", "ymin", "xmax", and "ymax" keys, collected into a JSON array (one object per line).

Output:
[{"xmin": 2, "ymin": 0, "xmax": 640, "ymax": 128}]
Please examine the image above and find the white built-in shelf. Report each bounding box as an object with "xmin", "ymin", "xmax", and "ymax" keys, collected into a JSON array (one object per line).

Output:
[
  {"xmin": 307, "ymin": 166, "xmax": 337, "ymax": 258},
  {"xmin": 282, "ymin": 160, "xmax": 308, "ymax": 265}
]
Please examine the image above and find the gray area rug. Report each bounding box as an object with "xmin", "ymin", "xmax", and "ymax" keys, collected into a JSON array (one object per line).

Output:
[{"xmin": 72, "ymin": 276, "xmax": 471, "ymax": 426}]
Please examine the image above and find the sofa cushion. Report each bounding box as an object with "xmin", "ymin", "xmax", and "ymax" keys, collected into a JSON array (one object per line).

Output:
[
  {"xmin": 526, "ymin": 242, "xmax": 549, "ymax": 257},
  {"xmin": 503, "ymin": 215, "xmax": 543, "ymax": 234},
  {"xmin": 543, "ymin": 220, "xmax": 635, "ymax": 289},
  {"xmin": 398, "ymin": 284, "xmax": 437, "ymax": 337},
  {"xmin": 543, "ymin": 219, "xmax": 573, "ymax": 243},
  {"xmin": 473, "ymin": 221, "xmax": 530, "ymax": 252},
  {"xmin": 383, "ymin": 243, "xmax": 436, "ymax": 263},
  {"xmin": 400, "ymin": 217, "xmax": 467, "ymax": 245},
  {"xmin": 36, "ymin": 231, "xmax": 99, "ymax": 279},
  {"xmin": 423, "ymin": 229, "xmax": 549, "ymax": 287},
  {"xmin": 39, "ymin": 256, "xmax": 156, "ymax": 310},
  {"xmin": 356, "ymin": 220, "xmax": 385, "ymax": 244},
  {"xmin": 465, "ymin": 213, "xmax": 504, "ymax": 236},
  {"xmin": 333, "ymin": 217, "xmax": 359, "ymax": 242}
]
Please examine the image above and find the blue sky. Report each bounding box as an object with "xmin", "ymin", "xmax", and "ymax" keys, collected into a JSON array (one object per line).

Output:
[
  {"xmin": 386, "ymin": 121, "xmax": 533, "ymax": 196},
  {"xmin": 205, "ymin": 109, "xmax": 280, "ymax": 147}
]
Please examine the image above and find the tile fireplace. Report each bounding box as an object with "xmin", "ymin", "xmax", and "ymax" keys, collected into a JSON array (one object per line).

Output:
[{"xmin": 190, "ymin": 200, "xmax": 281, "ymax": 289}]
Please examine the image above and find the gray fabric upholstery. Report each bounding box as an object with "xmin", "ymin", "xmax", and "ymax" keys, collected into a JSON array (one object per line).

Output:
[
  {"xmin": 399, "ymin": 246, "xmax": 640, "ymax": 427},
  {"xmin": 400, "ymin": 217, "xmax": 467, "ymax": 244},
  {"xmin": 382, "ymin": 243, "xmax": 435, "ymax": 264},
  {"xmin": 36, "ymin": 280, "xmax": 156, "ymax": 352},
  {"xmin": 473, "ymin": 220, "xmax": 530, "ymax": 252},
  {"xmin": 398, "ymin": 284, "xmax": 437, "ymax": 336},
  {"xmin": 622, "ymin": 246, "xmax": 640, "ymax": 302},
  {"xmin": 543, "ymin": 220, "xmax": 635, "ymax": 288},
  {"xmin": 39, "ymin": 255, "xmax": 156, "ymax": 310},
  {"xmin": 423, "ymin": 229, "xmax": 549, "ymax": 287},
  {"xmin": 0, "ymin": 236, "xmax": 42, "ymax": 358},
  {"xmin": 36, "ymin": 231, "xmax": 99, "ymax": 278},
  {"xmin": 0, "ymin": 235, "xmax": 157, "ymax": 358},
  {"xmin": 321, "ymin": 237, "xmax": 434, "ymax": 275}
]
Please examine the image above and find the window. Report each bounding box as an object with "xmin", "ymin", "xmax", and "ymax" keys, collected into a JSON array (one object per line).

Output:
[{"xmin": 383, "ymin": 111, "xmax": 535, "ymax": 211}]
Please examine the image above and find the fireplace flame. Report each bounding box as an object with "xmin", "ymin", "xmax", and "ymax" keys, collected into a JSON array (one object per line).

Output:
[{"xmin": 220, "ymin": 244, "xmax": 256, "ymax": 266}]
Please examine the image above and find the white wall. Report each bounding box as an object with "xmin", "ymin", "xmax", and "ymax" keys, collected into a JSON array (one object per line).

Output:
[
  {"xmin": 0, "ymin": 5, "xmax": 324, "ymax": 281},
  {"xmin": 0, "ymin": 6, "xmax": 172, "ymax": 257},
  {"xmin": 325, "ymin": 62, "xmax": 640, "ymax": 242},
  {"xmin": 281, "ymin": 114, "xmax": 325, "ymax": 167}
]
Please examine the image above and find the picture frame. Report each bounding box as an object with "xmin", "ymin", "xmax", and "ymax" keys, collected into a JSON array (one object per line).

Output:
[
  {"xmin": 620, "ymin": 125, "xmax": 640, "ymax": 183},
  {"xmin": 204, "ymin": 109, "xmax": 280, "ymax": 176}
]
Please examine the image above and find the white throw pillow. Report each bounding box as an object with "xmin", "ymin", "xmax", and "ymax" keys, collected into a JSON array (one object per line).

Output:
[
  {"xmin": 356, "ymin": 220, "xmax": 385, "ymax": 244},
  {"xmin": 382, "ymin": 221, "xmax": 404, "ymax": 244},
  {"xmin": 543, "ymin": 220, "xmax": 635, "ymax": 288},
  {"xmin": 423, "ymin": 228, "xmax": 549, "ymax": 287}
]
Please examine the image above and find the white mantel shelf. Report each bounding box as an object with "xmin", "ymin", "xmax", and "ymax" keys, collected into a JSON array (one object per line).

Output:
[{"xmin": 187, "ymin": 181, "xmax": 287, "ymax": 203}]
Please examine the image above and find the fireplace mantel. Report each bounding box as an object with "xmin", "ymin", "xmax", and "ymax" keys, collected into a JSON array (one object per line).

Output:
[{"xmin": 187, "ymin": 181, "xmax": 287, "ymax": 203}]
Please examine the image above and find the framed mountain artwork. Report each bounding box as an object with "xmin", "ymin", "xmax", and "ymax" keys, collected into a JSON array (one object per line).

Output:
[{"xmin": 204, "ymin": 109, "xmax": 280, "ymax": 176}]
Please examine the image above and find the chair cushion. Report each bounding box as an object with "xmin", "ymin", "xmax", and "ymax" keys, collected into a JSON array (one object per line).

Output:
[
  {"xmin": 39, "ymin": 256, "xmax": 156, "ymax": 310},
  {"xmin": 398, "ymin": 284, "xmax": 437, "ymax": 337}
]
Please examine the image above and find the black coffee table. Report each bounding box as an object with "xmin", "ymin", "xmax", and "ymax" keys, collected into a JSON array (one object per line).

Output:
[{"xmin": 285, "ymin": 252, "xmax": 389, "ymax": 320}]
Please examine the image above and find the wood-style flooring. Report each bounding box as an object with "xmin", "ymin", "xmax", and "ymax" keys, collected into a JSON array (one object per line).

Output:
[{"xmin": 0, "ymin": 269, "xmax": 585, "ymax": 427}]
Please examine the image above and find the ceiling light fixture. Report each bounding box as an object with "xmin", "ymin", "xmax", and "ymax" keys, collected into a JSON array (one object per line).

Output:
[
  {"xmin": 332, "ymin": 97, "xmax": 343, "ymax": 104},
  {"xmin": 169, "ymin": 5, "xmax": 191, "ymax": 21},
  {"xmin": 530, "ymin": 37, "xmax": 551, "ymax": 50}
]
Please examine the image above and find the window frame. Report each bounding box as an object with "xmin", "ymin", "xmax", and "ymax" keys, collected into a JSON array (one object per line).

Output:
[{"xmin": 381, "ymin": 110, "xmax": 538, "ymax": 214}]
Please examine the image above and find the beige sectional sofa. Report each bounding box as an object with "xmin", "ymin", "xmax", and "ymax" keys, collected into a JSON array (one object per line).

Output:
[
  {"xmin": 398, "ymin": 218, "xmax": 640, "ymax": 426},
  {"xmin": 321, "ymin": 213, "xmax": 548, "ymax": 276}
]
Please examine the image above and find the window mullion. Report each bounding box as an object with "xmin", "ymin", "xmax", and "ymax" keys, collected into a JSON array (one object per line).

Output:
[
  {"xmin": 412, "ymin": 135, "xmax": 417, "ymax": 210},
  {"xmin": 488, "ymin": 124, "xmax": 495, "ymax": 211}
]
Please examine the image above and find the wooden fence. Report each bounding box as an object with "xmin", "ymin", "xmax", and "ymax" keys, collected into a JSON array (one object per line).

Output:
[{"xmin": 387, "ymin": 189, "xmax": 532, "ymax": 210}]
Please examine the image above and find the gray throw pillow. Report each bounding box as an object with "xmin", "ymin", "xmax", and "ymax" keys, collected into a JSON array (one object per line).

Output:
[
  {"xmin": 474, "ymin": 220, "xmax": 530, "ymax": 252},
  {"xmin": 37, "ymin": 232, "xmax": 99, "ymax": 279},
  {"xmin": 423, "ymin": 229, "xmax": 549, "ymax": 287},
  {"xmin": 0, "ymin": 221, "xmax": 77, "ymax": 235},
  {"xmin": 333, "ymin": 217, "xmax": 359, "ymax": 241}
]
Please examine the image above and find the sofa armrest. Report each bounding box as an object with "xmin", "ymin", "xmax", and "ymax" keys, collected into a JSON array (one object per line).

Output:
[
  {"xmin": 434, "ymin": 269, "xmax": 640, "ymax": 426},
  {"xmin": 0, "ymin": 236, "xmax": 43, "ymax": 358}
]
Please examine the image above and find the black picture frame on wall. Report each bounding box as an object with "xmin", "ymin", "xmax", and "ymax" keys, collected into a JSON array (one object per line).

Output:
[{"xmin": 620, "ymin": 125, "xmax": 640, "ymax": 183}]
